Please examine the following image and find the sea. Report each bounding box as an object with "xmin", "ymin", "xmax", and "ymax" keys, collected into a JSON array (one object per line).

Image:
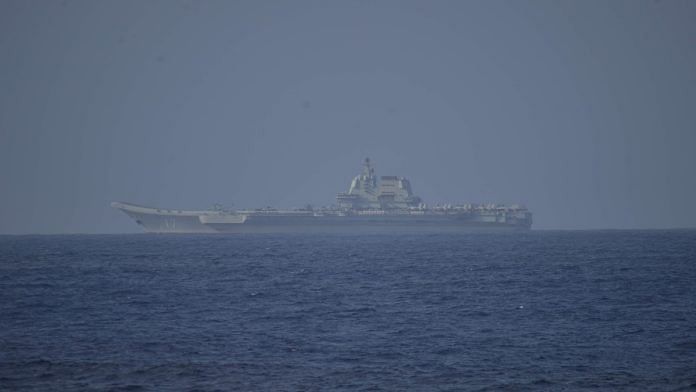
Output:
[{"xmin": 1, "ymin": 230, "xmax": 695, "ymax": 391}]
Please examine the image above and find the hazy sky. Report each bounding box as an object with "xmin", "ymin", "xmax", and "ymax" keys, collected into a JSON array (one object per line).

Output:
[{"xmin": 1, "ymin": 0, "xmax": 695, "ymax": 233}]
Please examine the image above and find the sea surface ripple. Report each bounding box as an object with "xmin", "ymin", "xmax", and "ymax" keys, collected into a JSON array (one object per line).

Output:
[{"xmin": 1, "ymin": 231, "xmax": 696, "ymax": 391}]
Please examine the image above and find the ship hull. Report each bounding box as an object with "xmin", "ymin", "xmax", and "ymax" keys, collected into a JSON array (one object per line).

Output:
[
  {"xmin": 112, "ymin": 202, "xmax": 530, "ymax": 234},
  {"xmin": 203, "ymin": 222, "xmax": 529, "ymax": 234},
  {"xmin": 204, "ymin": 215, "xmax": 529, "ymax": 233}
]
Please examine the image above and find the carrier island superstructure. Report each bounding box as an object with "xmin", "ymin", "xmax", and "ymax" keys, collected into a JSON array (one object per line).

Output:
[{"xmin": 112, "ymin": 158, "xmax": 532, "ymax": 233}]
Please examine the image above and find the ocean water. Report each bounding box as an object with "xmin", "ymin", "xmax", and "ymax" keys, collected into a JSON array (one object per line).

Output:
[{"xmin": 1, "ymin": 231, "xmax": 695, "ymax": 391}]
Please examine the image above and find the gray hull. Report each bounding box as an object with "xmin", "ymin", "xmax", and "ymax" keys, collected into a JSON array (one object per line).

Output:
[
  {"xmin": 112, "ymin": 202, "xmax": 530, "ymax": 234},
  {"xmin": 205, "ymin": 214, "xmax": 530, "ymax": 233},
  {"xmin": 204, "ymin": 222, "xmax": 530, "ymax": 234}
]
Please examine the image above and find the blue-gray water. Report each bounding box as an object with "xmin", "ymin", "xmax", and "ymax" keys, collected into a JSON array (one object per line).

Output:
[{"xmin": 1, "ymin": 231, "xmax": 696, "ymax": 391}]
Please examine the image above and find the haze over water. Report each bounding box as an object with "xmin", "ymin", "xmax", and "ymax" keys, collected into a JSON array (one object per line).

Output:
[{"xmin": 1, "ymin": 0, "xmax": 696, "ymax": 233}]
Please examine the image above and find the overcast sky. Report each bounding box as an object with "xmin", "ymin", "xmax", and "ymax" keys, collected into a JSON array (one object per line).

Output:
[{"xmin": 1, "ymin": 0, "xmax": 695, "ymax": 233}]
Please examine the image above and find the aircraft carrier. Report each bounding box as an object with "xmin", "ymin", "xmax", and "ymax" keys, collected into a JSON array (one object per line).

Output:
[{"xmin": 112, "ymin": 158, "xmax": 532, "ymax": 233}]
